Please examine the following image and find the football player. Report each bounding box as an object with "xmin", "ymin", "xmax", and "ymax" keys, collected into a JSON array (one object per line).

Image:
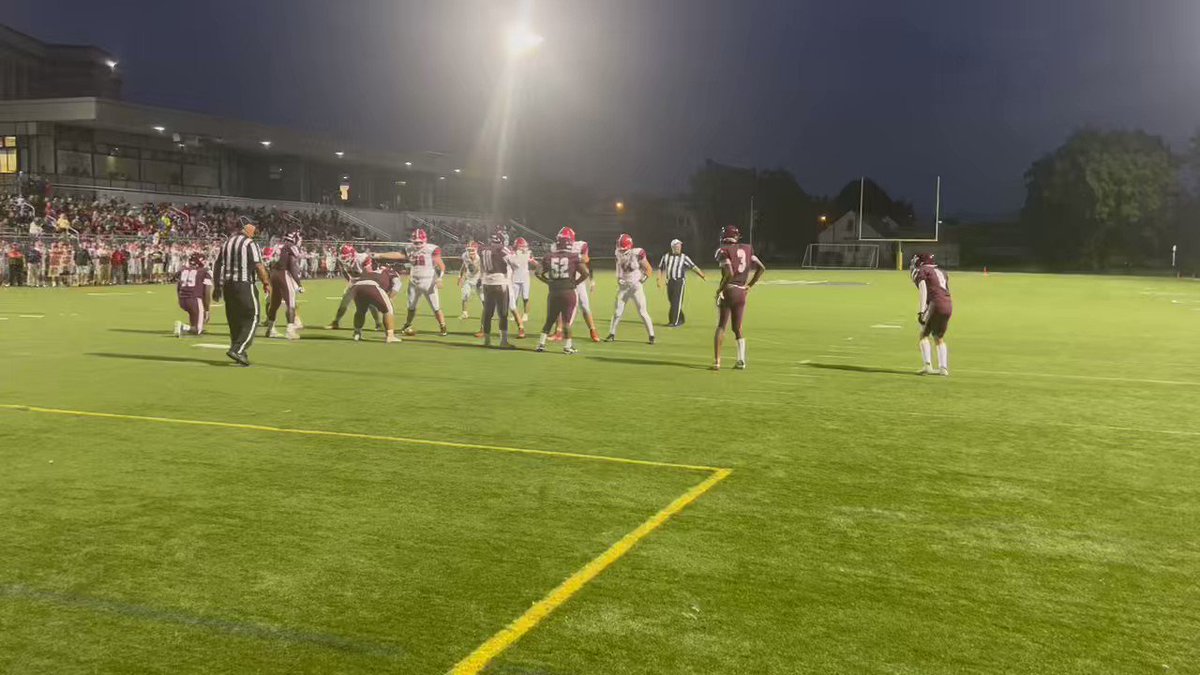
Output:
[
  {"xmin": 265, "ymin": 230, "xmax": 305, "ymax": 340},
  {"xmin": 398, "ymin": 229, "xmax": 448, "ymax": 336},
  {"xmin": 479, "ymin": 230, "xmax": 517, "ymax": 348},
  {"xmin": 605, "ymin": 233, "xmax": 656, "ymax": 344},
  {"xmin": 174, "ymin": 252, "xmax": 213, "ymax": 337},
  {"xmin": 535, "ymin": 230, "xmax": 590, "ymax": 354},
  {"xmin": 911, "ymin": 252, "xmax": 952, "ymax": 376},
  {"xmin": 510, "ymin": 237, "xmax": 535, "ymax": 323},
  {"xmin": 713, "ymin": 225, "xmax": 765, "ymax": 370},
  {"xmin": 554, "ymin": 227, "xmax": 601, "ymax": 342},
  {"xmin": 458, "ymin": 240, "xmax": 482, "ymax": 319},
  {"xmin": 327, "ymin": 244, "xmax": 381, "ymax": 330},
  {"xmin": 349, "ymin": 266, "xmax": 404, "ymax": 343}
]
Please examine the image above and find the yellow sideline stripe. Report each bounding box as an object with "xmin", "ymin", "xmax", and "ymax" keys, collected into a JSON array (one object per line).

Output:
[
  {"xmin": 0, "ymin": 404, "xmax": 720, "ymax": 472},
  {"xmin": 448, "ymin": 467, "xmax": 732, "ymax": 675}
]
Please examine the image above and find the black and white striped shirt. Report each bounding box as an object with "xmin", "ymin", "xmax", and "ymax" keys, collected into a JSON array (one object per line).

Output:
[
  {"xmin": 213, "ymin": 233, "xmax": 263, "ymax": 283},
  {"xmin": 658, "ymin": 252, "xmax": 697, "ymax": 281}
]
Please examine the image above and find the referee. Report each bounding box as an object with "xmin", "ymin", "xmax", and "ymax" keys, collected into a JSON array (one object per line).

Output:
[
  {"xmin": 212, "ymin": 220, "xmax": 271, "ymax": 366},
  {"xmin": 657, "ymin": 239, "xmax": 706, "ymax": 327}
]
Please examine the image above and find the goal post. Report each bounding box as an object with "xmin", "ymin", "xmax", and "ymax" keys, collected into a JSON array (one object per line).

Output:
[
  {"xmin": 801, "ymin": 243, "xmax": 881, "ymax": 269},
  {"xmin": 856, "ymin": 175, "xmax": 943, "ymax": 269}
]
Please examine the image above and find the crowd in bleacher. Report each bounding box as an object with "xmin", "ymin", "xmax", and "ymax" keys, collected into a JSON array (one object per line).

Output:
[{"xmin": 0, "ymin": 194, "xmax": 369, "ymax": 241}]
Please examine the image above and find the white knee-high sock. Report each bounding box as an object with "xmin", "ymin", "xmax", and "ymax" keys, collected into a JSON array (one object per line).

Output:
[
  {"xmin": 538, "ymin": 332, "xmax": 548, "ymax": 346},
  {"xmin": 920, "ymin": 339, "xmax": 932, "ymax": 366},
  {"xmin": 736, "ymin": 338, "xmax": 746, "ymax": 362},
  {"xmin": 639, "ymin": 307, "xmax": 654, "ymax": 337},
  {"xmin": 609, "ymin": 303, "xmax": 625, "ymax": 334},
  {"xmin": 937, "ymin": 343, "xmax": 948, "ymax": 370}
]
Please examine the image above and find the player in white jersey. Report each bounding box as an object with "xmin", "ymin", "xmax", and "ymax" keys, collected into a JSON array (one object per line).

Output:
[
  {"xmin": 398, "ymin": 229, "xmax": 447, "ymax": 336},
  {"xmin": 554, "ymin": 227, "xmax": 601, "ymax": 342},
  {"xmin": 605, "ymin": 233, "xmax": 656, "ymax": 344},
  {"xmin": 509, "ymin": 237, "xmax": 535, "ymax": 325},
  {"xmin": 458, "ymin": 241, "xmax": 483, "ymax": 319}
]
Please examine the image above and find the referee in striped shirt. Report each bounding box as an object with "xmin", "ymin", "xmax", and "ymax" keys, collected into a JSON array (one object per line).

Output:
[
  {"xmin": 657, "ymin": 239, "xmax": 706, "ymax": 327},
  {"xmin": 212, "ymin": 220, "xmax": 271, "ymax": 366}
]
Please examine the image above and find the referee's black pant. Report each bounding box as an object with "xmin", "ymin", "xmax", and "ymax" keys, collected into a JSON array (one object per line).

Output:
[
  {"xmin": 666, "ymin": 278, "xmax": 686, "ymax": 326},
  {"xmin": 222, "ymin": 281, "xmax": 260, "ymax": 356}
]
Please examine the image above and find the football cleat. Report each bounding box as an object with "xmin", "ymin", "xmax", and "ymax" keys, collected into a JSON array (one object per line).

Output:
[
  {"xmin": 460, "ymin": 311, "xmax": 469, "ymax": 320},
  {"xmin": 439, "ymin": 325, "xmax": 448, "ymax": 336},
  {"xmin": 285, "ymin": 325, "xmax": 299, "ymax": 341},
  {"xmin": 536, "ymin": 344, "xmax": 546, "ymax": 352},
  {"xmin": 226, "ymin": 349, "xmax": 249, "ymax": 367},
  {"xmin": 326, "ymin": 322, "xmax": 340, "ymax": 330},
  {"xmin": 604, "ymin": 334, "xmax": 616, "ymax": 342},
  {"xmin": 563, "ymin": 347, "xmax": 578, "ymax": 355},
  {"xmin": 266, "ymin": 327, "xmax": 280, "ymax": 339},
  {"xmin": 173, "ymin": 321, "xmax": 183, "ymax": 338},
  {"xmin": 474, "ymin": 331, "xmax": 486, "ymax": 339},
  {"xmin": 734, "ymin": 360, "xmax": 746, "ymax": 370},
  {"xmin": 402, "ymin": 326, "xmax": 416, "ymax": 336},
  {"xmin": 939, "ymin": 368, "xmax": 950, "ymax": 377},
  {"xmin": 649, "ymin": 335, "xmax": 656, "ymax": 345},
  {"xmin": 918, "ymin": 365, "xmax": 935, "ymax": 376},
  {"xmin": 498, "ymin": 340, "xmax": 515, "ymax": 349},
  {"xmin": 353, "ymin": 331, "xmax": 363, "ymax": 342},
  {"xmin": 385, "ymin": 334, "xmax": 402, "ymax": 343},
  {"xmin": 711, "ymin": 360, "xmax": 721, "ymax": 371}
]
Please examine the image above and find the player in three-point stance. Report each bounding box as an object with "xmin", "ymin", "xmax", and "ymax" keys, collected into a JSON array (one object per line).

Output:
[
  {"xmin": 174, "ymin": 252, "xmax": 213, "ymax": 337},
  {"xmin": 534, "ymin": 229, "xmax": 590, "ymax": 354},
  {"xmin": 605, "ymin": 233, "xmax": 656, "ymax": 344},
  {"xmin": 265, "ymin": 229, "xmax": 305, "ymax": 340},
  {"xmin": 713, "ymin": 225, "xmax": 765, "ymax": 370},
  {"xmin": 911, "ymin": 252, "xmax": 952, "ymax": 376},
  {"xmin": 458, "ymin": 241, "xmax": 482, "ymax": 319},
  {"xmin": 553, "ymin": 227, "xmax": 601, "ymax": 342},
  {"xmin": 327, "ymin": 244, "xmax": 381, "ymax": 331},
  {"xmin": 398, "ymin": 228, "xmax": 448, "ymax": 336},
  {"xmin": 349, "ymin": 266, "xmax": 404, "ymax": 344}
]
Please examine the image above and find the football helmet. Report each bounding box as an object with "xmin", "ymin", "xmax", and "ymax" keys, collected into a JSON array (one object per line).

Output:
[
  {"xmin": 617, "ymin": 233, "xmax": 633, "ymax": 251},
  {"xmin": 557, "ymin": 226, "xmax": 576, "ymax": 243},
  {"xmin": 284, "ymin": 229, "xmax": 302, "ymax": 246},
  {"xmin": 411, "ymin": 228, "xmax": 428, "ymax": 244},
  {"xmin": 188, "ymin": 252, "xmax": 206, "ymax": 268},
  {"xmin": 340, "ymin": 244, "xmax": 356, "ymax": 260},
  {"xmin": 721, "ymin": 225, "xmax": 740, "ymax": 243},
  {"xmin": 514, "ymin": 237, "xmax": 528, "ymax": 250}
]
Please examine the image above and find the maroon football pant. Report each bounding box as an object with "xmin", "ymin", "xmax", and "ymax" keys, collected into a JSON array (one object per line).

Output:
[
  {"xmin": 267, "ymin": 270, "xmax": 298, "ymax": 324},
  {"xmin": 351, "ymin": 282, "xmax": 393, "ymax": 330},
  {"xmin": 921, "ymin": 305, "xmax": 952, "ymax": 339},
  {"xmin": 178, "ymin": 297, "xmax": 207, "ymax": 334},
  {"xmin": 482, "ymin": 284, "xmax": 509, "ymax": 335},
  {"xmin": 717, "ymin": 285, "xmax": 748, "ymax": 336},
  {"xmin": 541, "ymin": 289, "xmax": 578, "ymax": 334}
]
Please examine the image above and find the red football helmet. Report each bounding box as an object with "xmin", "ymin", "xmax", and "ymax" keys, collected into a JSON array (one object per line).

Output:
[
  {"xmin": 188, "ymin": 252, "xmax": 206, "ymax": 268},
  {"xmin": 411, "ymin": 228, "xmax": 428, "ymax": 244},
  {"xmin": 557, "ymin": 226, "xmax": 576, "ymax": 243},
  {"xmin": 340, "ymin": 244, "xmax": 356, "ymax": 260},
  {"xmin": 617, "ymin": 233, "xmax": 633, "ymax": 251},
  {"xmin": 721, "ymin": 225, "xmax": 741, "ymax": 243},
  {"xmin": 514, "ymin": 237, "xmax": 528, "ymax": 249}
]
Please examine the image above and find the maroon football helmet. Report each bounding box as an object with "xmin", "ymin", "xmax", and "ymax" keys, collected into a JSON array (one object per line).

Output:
[
  {"xmin": 188, "ymin": 252, "xmax": 206, "ymax": 268},
  {"xmin": 721, "ymin": 225, "xmax": 740, "ymax": 243}
]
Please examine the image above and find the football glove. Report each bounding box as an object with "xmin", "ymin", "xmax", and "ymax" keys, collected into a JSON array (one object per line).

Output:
[{"xmin": 917, "ymin": 311, "xmax": 926, "ymax": 326}]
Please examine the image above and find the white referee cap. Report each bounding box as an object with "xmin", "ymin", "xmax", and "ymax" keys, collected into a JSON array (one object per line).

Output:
[{"xmin": 670, "ymin": 239, "xmax": 682, "ymax": 247}]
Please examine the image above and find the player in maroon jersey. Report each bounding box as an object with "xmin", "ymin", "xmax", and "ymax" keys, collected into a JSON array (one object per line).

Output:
[
  {"xmin": 478, "ymin": 230, "xmax": 518, "ymax": 348},
  {"xmin": 174, "ymin": 252, "xmax": 214, "ymax": 337},
  {"xmin": 348, "ymin": 266, "xmax": 403, "ymax": 343},
  {"xmin": 713, "ymin": 225, "xmax": 766, "ymax": 370},
  {"xmin": 911, "ymin": 252, "xmax": 952, "ymax": 375},
  {"xmin": 265, "ymin": 230, "xmax": 305, "ymax": 340},
  {"xmin": 534, "ymin": 230, "xmax": 591, "ymax": 354}
]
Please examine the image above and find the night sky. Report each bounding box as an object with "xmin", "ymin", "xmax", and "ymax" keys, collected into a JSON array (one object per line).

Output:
[{"xmin": 9, "ymin": 0, "xmax": 1200, "ymax": 216}]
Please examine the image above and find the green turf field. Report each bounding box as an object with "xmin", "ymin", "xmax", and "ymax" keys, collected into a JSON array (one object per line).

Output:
[{"xmin": 1, "ymin": 269, "xmax": 1198, "ymax": 674}]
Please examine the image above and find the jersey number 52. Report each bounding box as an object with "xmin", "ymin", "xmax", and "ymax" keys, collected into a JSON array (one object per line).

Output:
[{"xmin": 548, "ymin": 256, "xmax": 570, "ymax": 280}]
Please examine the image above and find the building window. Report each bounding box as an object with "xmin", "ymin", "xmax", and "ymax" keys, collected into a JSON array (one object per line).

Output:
[{"xmin": 0, "ymin": 136, "xmax": 17, "ymax": 174}]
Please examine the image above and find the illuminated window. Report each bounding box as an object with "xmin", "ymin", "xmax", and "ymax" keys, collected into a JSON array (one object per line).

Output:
[
  {"xmin": 1, "ymin": 136, "xmax": 15, "ymax": 147},
  {"xmin": 0, "ymin": 150, "xmax": 15, "ymax": 174}
]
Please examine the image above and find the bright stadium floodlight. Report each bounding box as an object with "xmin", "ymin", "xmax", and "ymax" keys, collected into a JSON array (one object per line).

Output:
[
  {"xmin": 454, "ymin": 168, "xmax": 462, "ymax": 174},
  {"xmin": 260, "ymin": 140, "xmax": 272, "ymax": 148},
  {"xmin": 404, "ymin": 161, "xmax": 412, "ymax": 167},
  {"xmin": 152, "ymin": 125, "xmax": 165, "ymax": 133},
  {"xmin": 505, "ymin": 23, "xmax": 544, "ymax": 57},
  {"xmin": 501, "ymin": 175, "xmax": 509, "ymax": 180},
  {"xmin": 335, "ymin": 151, "xmax": 345, "ymax": 158},
  {"xmin": 105, "ymin": 59, "xmax": 118, "ymax": 70}
]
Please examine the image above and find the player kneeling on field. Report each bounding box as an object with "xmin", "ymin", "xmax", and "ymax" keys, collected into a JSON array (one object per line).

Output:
[
  {"xmin": 911, "ymin": 252, "xmax": 952, "ymax": 376},
  {"xmin": 534, "ymin": 230, "xmax": 591, "ymax": 354},
  {"xmin": 350, "ymin": 266, "xmax": 404, "ymax": 343},
  {"xmin": 174, "ymin": 252, "xmax": 213, "ymax": 337}
]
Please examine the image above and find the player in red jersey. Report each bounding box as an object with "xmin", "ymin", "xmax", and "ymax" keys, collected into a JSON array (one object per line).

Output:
[
  {"xmin": 265, "ymin": 230, "xmax": 305, "ymax": 340},
  {"xmin": 174, "ymin": 252, "xmax": 214, "ymax": 337},
  {"xmin": 911, "ymin": 252, "xmax": 953, "ymax": 375},
  {"xmin": 349, "ymin": 266, "xmax": 403, "ymax": 343},
  {"xmin": 713, "ymin": 225, "xmax": 765, "ymax": 370},
  {"xmin": 534, "ymin": 230, "xmax": 591, "ymax": 354}
]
